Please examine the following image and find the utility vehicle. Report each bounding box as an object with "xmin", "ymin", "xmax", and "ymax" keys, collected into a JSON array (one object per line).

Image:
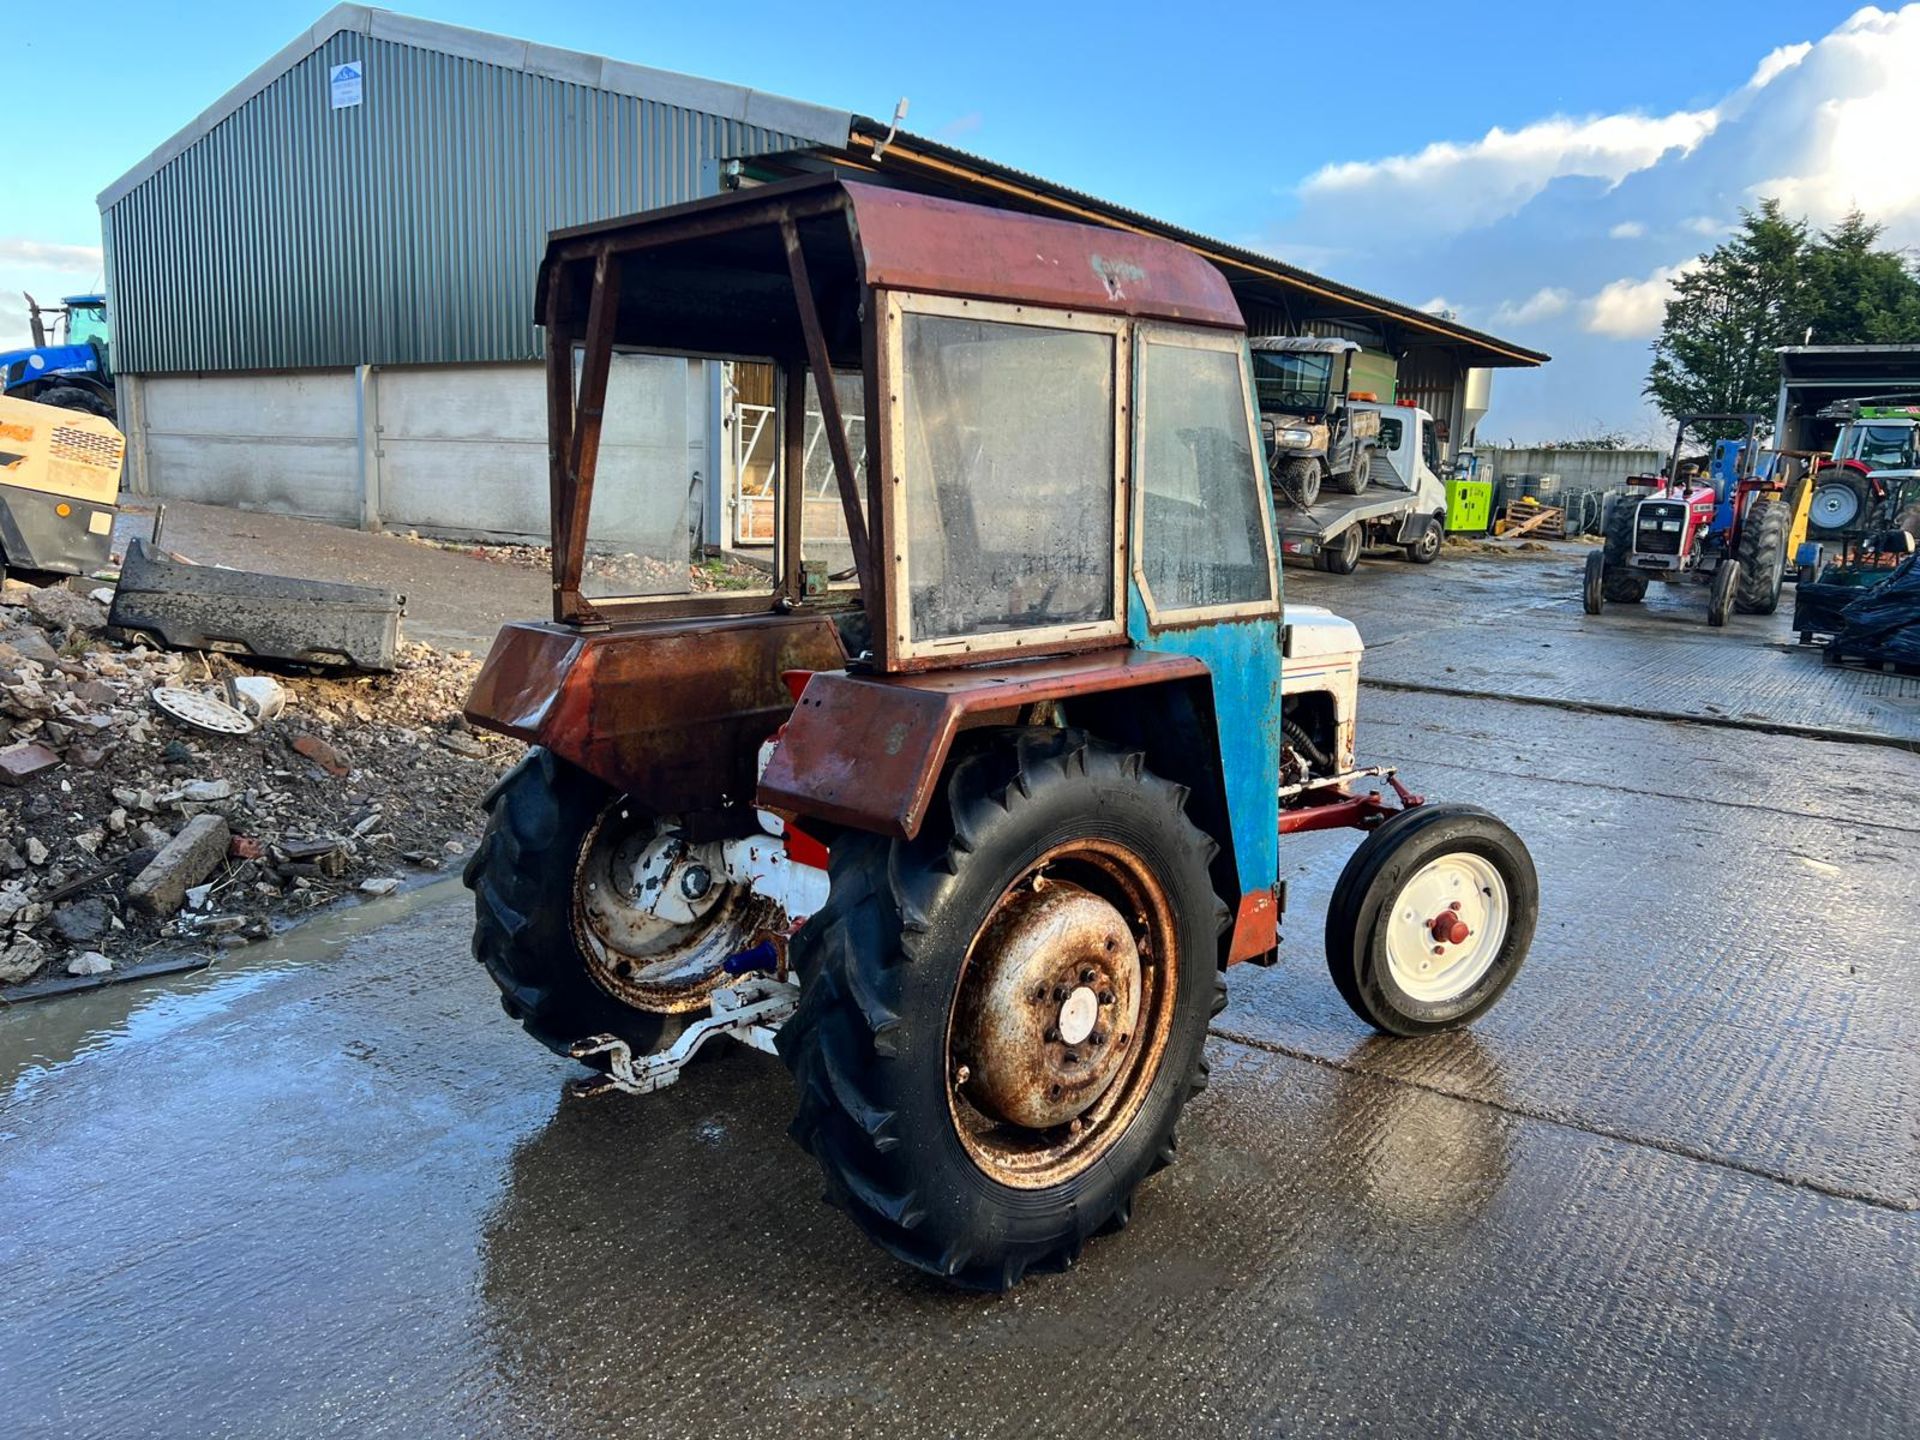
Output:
[
  {"xmin": 1250, "ymin": 335, "xmax": 1379, "ymax": 507},
  {"xmin": 1584, "ymin": 413, "xmax": 1794, "ymax": 626},
  {"xmin": 462, "ymin": 178, "xmax": 1538, "ymax": 1289}
]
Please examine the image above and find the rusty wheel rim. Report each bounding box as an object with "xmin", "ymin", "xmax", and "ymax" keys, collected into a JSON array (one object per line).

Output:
[
  {"xmin": 944, "ymin": 839, "xmax": 1179, "ymax": 1189},
  {"xmin": 572, "ymin": 800, "xmax": 776, "ymax": 1015}
]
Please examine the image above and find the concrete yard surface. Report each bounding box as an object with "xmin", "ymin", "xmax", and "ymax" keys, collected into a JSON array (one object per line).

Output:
[{"xmin": 4, "ymin": 549, "xmax": 1917, "ymax": 1435}]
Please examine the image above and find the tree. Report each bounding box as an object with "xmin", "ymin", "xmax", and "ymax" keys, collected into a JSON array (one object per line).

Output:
[
  {"xmin": 1645, "ymin": 201, "xmax": 1920, "ymax": 436},
  {"xmin": 1804, "ymin": 211, "xmax": 1920, "ymax": 345},
  {"xmin": 1646, "ymin": 201, "xmax": 1810, "ymax": 434}
]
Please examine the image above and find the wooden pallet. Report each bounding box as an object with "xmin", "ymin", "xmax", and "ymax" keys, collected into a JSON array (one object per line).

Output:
[{"xmin": 1496, "ymin": 501, "xmax": 1566, "ymax": 540}]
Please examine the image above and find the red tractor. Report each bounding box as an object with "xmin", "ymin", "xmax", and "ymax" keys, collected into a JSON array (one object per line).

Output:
[
  {"xmin": 460, "ymin": 178, "xmax": 1539, "ymax": 1288},
  {"xmin": 1583, "ymin": 413, "xmax": 1794, "ymax": 627}
]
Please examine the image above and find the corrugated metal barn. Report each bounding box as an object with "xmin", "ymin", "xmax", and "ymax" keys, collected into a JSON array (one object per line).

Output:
[
  {"xmin": 101, "ymin": 4, "xmax": 1544, "ymax": 543},
  {"xmin": 100, "ymin": 4, "xmax": 848, "ymax": 538}
]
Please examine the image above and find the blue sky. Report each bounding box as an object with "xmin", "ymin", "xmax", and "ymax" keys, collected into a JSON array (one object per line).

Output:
[{"xmin": 5, "ymin": 0, "xmax": 1901, "ymax": 440}]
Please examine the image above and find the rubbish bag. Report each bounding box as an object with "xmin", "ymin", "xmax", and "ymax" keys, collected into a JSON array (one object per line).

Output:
[{"xmin": 1831, "ymin": 554, "xmax": 1920, "ymax": 666}]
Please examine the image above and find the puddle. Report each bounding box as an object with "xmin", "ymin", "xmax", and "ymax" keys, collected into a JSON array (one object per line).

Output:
[{"xmin": 0, "ymin": 877, "xmax": 466, "ymax": 1100}]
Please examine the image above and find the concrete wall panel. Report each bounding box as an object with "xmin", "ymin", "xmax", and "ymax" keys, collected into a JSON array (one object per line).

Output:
[{"xmin": 141, "ymin": 371, "xmax": 360, "ymax": 523}]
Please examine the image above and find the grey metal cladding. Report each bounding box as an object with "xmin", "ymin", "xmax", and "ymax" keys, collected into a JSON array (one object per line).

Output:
[{"xmin": 101, "ymin": 22, "xmax": 839, "ymax": 374}]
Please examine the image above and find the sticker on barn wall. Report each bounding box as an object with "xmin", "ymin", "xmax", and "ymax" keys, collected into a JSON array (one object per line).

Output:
[{"xmin": 330, "ymin": 61, "xmax": 363, "ymax": 109}]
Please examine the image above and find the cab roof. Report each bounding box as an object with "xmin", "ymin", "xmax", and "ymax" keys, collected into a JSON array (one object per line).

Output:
[{"xmin": 536, "ymin": 174, "xmax": 1246, "ymax": 362}]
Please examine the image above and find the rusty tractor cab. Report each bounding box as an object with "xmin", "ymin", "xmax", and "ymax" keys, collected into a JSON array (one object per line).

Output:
[{"xmin": 463, "ymin": 176, "xmax": 1538, "ymax": 1289}]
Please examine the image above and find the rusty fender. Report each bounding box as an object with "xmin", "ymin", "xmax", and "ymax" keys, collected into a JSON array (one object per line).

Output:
[
  {"xmin": 464, "ymin": 612, "xmax": 846, "ymax": 817},
  {"xmin": 757, "ymin": 649, "xmax": 1211, "ymax": 841}
]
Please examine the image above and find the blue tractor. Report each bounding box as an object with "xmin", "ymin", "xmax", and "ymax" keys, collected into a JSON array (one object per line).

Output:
[{"xmin": 2, "ymin": 293, "xmax": 116, "ymax": 420}]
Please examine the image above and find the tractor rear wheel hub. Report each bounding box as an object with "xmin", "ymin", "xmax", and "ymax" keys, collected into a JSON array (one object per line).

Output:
[{"xmin": 954, "ymin": 880, "xmax": 1142, "ymax": 1131}]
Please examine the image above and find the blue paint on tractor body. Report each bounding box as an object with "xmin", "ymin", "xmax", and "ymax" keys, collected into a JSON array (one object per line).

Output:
[
  {"xmin": 0, "ymin": 342, "xmax": 103, "ymax": 397},
  {"xmin": 1125, "ymin": 587, "xmax": 1283, "ymax": 901}
]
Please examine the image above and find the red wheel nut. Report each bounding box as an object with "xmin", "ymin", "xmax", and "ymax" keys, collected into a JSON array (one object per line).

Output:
[{"xmin": 1429, "ymin": 913, "xmax": 1470, "ymax": 945}]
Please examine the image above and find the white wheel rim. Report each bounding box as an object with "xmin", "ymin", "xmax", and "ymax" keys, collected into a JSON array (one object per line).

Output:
[
  {"xmin": 1384, "ymin": 853, "xmax": 1509, "ymax": 1004},
  {"xmin": 1812, "ymin": 483, "xmax": 1860, "ymax": 529}
]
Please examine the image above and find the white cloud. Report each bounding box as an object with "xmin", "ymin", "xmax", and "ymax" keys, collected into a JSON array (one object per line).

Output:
[
  {"xmin": 1490, "ymin": 287, "xmax": 1572, "ymax": 326},
  {"xmin": 0, "ymin": 238, "xmax": 102, "ymax": 271},
  {"xmin": 0, "ymin": 291, "xmax": 27, "ymax": 352},
  {"xmin": 1417, "ymin": 296, "xmax": 1459, "ymax": 317},
  {"xmin": 1748, "ymin": 41, "xmax": 1813, "ymax": 89},
  {"xmin": 1263, "ymin": 4, "xmax": 1920, "ymax": 440},
  {"xmin": 1299, "ymin": 108, "xmax": 1717, "ymax": 234},
  {"xmin": 1583, "ymin": 261, "xmax": 1701, "ymax": 339}
]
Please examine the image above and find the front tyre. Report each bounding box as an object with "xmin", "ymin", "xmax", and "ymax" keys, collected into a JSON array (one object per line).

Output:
[
  {"xmin": 1403, "ymin": 515, "xmax": 1443, "ymax": 565},
  {"xmin": 778, "ymin": 729, "xmax": 1227, "ymax": 1290},
  {"xmin": 1278, "ymin": 456, "xmax": 1322, "ymax": 509},
  {"xmin": 1708, "ymin": 558, "xmax": 1740, "ymax": 627},
  {"xmin": 1582, "ymin": 551, "xmax": 1605, "ymax": 615},
  {"xmin": 1325, "ymin": 803, "xmax": 1537, "ymax": 1037}
]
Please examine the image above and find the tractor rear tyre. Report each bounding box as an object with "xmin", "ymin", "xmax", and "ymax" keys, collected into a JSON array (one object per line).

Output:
[
  {"xmin": 1325, "ymin": 803, "xmax": 1537, "ymax": 1036},
  {"xmin": 1708, "ymin": 559, "xmax": 1740, "ymax": 627},
  {"xmin": 777, "ymin": 728, "xmax": 1226, "ymax": 1290},
  {"xmin": 464, "ymin": 748, "xmax": 674, "ymax": 1064},
  {"xmin": 1278, "ymin": 456, "xmax": 1322, "ymax": 510},
  {"xmin": 1403, "ymin": 515, "xmax": 1443, "ymax": 564},
  {"xmin": 1323, "ymin": 525, "xmax": 1363, "ymax": 575},
  {"xmin": 1734, "ymin": 497, "xmax": 1790, "ymax": 615},
  {"xmin": 1329, "ymin": 450, "xmax": 1370, "ymax": 496},
  {"xmin": 1582, "ymin": 551, "xmax": 1605, "ymax": 615},
  {"xmin": 1600, "ymin": 496, "xmax": 1647, "ymax": 603},
  {"xmin": 1808, "ymin": 471, "xmax": 1868, "ymax": 535},
  {"xmin": 31, "ymin": 384, "xmax": 114, "ymax": 421}
]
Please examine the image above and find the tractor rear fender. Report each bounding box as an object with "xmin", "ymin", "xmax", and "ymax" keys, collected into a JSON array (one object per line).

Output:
[
  {"xmin": 463, "ymin": 611, "xmax": 849, "ymax": 820},
  {"xmin": 758, "ymin": 648, "xmax": 1245, "ymax": 956}
]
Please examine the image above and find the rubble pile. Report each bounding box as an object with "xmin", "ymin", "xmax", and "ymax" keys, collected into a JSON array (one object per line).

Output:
[{"xmin": 0, "ymin": 580, "xmax": 523, "ymax": 990}]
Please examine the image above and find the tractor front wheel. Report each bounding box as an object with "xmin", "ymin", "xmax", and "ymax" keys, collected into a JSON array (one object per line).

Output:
[
  {"xmin": 1582, "ymin": 551, "xmax": 1605, "ymax": 615},
  {"xmin": 778, "ymin": 729, "xmax": 1225, "ymax": 1290},
  {"xmin": 31, "ymin": 384, "xmax": 114, "ymax": 421},
  {"xmin": 1325, "ymin": 803, "xmax": 1537, "ymax": 1036},
  {"xmin": 1734, "ymin": 497, "xmax": 1790, "ymax": 614},
  {"xmin": 1708, "ymin": 558, "xmax": 1740, "ymax": 627}
]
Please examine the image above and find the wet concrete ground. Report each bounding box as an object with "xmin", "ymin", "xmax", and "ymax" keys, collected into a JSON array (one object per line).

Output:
[{"xmin": 4, "ymin": 549, "xmax": 1918, "ymax": 1436}]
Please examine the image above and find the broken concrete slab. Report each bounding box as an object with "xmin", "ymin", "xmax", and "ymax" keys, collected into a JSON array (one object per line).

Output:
[
  {"xmin": 0, "ymin": 743, "xmax": 60, "ymax": 785},
  {"xmin": 109, "ymin": 539, "xmax": 403, "ymax": 672},
  {"xmin": 127, "ymin": 813, "xmax": 231, "ymax": 917},
  {"xmin": 23, "ymin": 585, "xmax": 108, "ymax": 635}
]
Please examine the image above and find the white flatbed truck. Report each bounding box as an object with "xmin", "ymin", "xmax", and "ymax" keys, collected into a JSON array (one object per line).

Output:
[{"xmin": 1273, "ymin": 400, "xmax": 1450, "ymax": 573}]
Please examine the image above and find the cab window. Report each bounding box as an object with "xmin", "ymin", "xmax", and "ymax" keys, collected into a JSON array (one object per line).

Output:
[
  {"xmin": 898, "ymin": 309, "xmax": 1118, "ymax": 644},
  {"xmin": 1136, "ymin": 337, "xmax": 1274, "ymax": 613}
]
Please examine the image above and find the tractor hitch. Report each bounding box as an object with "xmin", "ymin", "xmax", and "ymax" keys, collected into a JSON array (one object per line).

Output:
[{"xmin": 566, "ymin": 975, "xmax": 800, "ymax": 1099}]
